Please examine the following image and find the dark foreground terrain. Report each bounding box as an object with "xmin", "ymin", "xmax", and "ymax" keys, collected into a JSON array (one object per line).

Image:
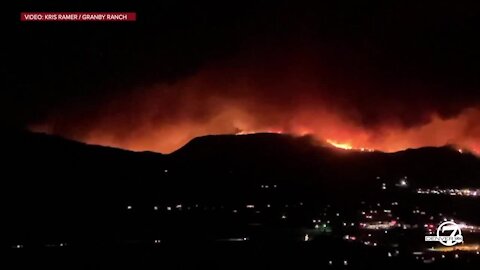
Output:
[{"xmin": 2, "ymin": 130, "xmax": 480, "ymax": 269}]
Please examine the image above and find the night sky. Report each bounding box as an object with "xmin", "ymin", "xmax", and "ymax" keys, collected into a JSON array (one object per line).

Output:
[{"xmin": 4, "ymin": 1, "xmax": 480, "ymax": 153}]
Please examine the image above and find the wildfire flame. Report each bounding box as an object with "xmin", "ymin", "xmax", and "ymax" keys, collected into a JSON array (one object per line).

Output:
[
  {"xmin": 235, "ymin": 129, "xmax": 283, "ymax": 135},
  {"xmin": 30, "ymin": 59, "xmax": 480, "ymax": 155},
  {"xmin": 325, "ymin": 139, "xmax": 375, "ymax": 152},
  {"xmin": 326, "ymin": 139, "xmax": 353, "ymax": 150}
]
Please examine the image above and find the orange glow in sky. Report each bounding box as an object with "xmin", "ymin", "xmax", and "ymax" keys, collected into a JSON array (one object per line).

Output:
[{"xmin": 30, "ymin": 63, "xmax": 480, "ymax": 155}]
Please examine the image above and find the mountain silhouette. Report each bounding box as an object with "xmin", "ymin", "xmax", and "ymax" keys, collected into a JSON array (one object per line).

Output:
[{"xmin": 2, "ymin": 130, "xmax": 479, "ymax": 247}]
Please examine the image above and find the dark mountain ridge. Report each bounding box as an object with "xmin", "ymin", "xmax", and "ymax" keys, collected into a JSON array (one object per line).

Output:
[
  {"xmin": 2, "ymin": 130, "xmax": 479, "ymax": 247},
  {"xmin": 3, "ymin": 130, "xmax": 479, "ymax": 189}
]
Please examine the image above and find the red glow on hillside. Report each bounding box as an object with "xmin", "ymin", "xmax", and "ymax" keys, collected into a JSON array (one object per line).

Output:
[
  {"xmin": 326, "ymin": 139, "xmax": 353, "ymax": 150},
  {"xmin": 30, "ymin": 56, "xmax": 480, "ymax": 155}
]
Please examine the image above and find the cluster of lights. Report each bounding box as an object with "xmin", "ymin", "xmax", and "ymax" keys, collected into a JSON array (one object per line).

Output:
[
  {"xmin": 45, "ymin": 243, "xmax": 67, "ymax": 248},
  {"xmin": 219, "ymin": 237, "xmax": 249, "ymax": 242},
  {"xmin": 417, "ymin": 188, "xmax": 479, "ymax": 197},
  {"xmin": 424, "ymin": 223, "xmax": 436, "ymax": 234},
  {"xmin": 362, "ymin": 241, "xmax": 378, "ymax": 247},
  {"xmin": 129, "ymin": 201, "xmax": 302, "ymax": 213},
  {"xmin": 343, "ymin": 235, "xmax": 357, "ymax": 241},
  {"xmin": 395, "ymin": 177, "xmax": 409, "ymax": 188},
  {"xmin": 131, "ymin": 202, "xmax": 291, "ymax": 213},
  {"xmin": 12, "ymin": 243, "xmax": 68, "ymax": 249},
  {"xmin": 415, "ymin": 246, "xmax": 480, "ymax": 264},
  {"xmin": 430, "ymin": 244, "xmax": 480, "ymax": 253},
  {"xmin": 412, "ymin": 209, "xmax": 426, "ymax": 215},
  {"xmin": 260, "ymin": 184, "xmax": 278, "ymax": 189},
  {"xmin": 360, "ymin": 220, "xmax": 398, "ymax": 230},
  {"xmin": 456, "ymin": 222, "xmax": 480, "ymax": 233},
  {"xmin": 104, "ymin": 199, "xmax": 480, "ymax": 265},
  {"xmin": 327, "ymin": 260, "xmax": 349, "ymax": 266},
  {"xmin": 381, "ymin": 177, "xmax": 409, "ymax": 190},
  {"xmin": 361, "ymin": 208, "xmax": 394, "ymax": 219}
]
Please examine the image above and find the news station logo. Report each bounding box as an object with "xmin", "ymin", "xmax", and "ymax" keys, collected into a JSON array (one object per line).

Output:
[
  {"xmin": 425, "ymin": 221, "xmax": 464, "ymax": 247},
  {"xmin": 20, "ymin": 12, "xmax": 136, "ymax": 22}
]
